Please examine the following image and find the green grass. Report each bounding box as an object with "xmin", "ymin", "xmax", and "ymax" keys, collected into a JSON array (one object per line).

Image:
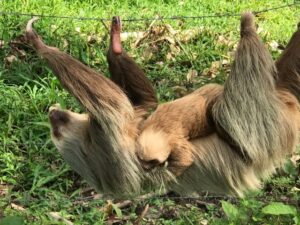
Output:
[{"xmin": 1, "ymin": 0, "xmax": 300, "ymax": 224}]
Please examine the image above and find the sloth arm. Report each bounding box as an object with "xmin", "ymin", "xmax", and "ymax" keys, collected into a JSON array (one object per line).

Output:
[
  {"xmin": 25, "ymin": 18, "xmax": 135, "ymax": 132},
  {"xmin": 107, "ymin": 16, "xmax": 158, "ymax": 111}
]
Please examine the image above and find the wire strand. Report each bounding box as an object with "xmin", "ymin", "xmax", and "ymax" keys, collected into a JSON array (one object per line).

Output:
[{"xmin": 0, "ymin": 2, "xmax": 298, "ymax": 23}]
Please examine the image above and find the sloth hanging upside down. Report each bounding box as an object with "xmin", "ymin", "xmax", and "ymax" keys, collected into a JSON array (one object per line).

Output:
[{"xmin": 25, "ymin": 12, "xmax": 300, "ymax": 197}]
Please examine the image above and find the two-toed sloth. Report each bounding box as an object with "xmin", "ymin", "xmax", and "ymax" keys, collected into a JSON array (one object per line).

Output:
[{"xmin": 25, "ymin": 12, "xmax": 300, "ymax": 197}]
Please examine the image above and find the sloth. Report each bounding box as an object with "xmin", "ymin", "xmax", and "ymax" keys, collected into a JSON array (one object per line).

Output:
[{"xmin": 25, "ymin": 13, "xmax": 300, "ymax": 197}]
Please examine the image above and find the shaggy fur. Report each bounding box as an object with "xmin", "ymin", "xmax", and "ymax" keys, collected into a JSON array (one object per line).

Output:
[
  {"xmin": 25, "ymin": 13, "xmax": 300, "ymax": 197},
  {"xmin": 107, "ymin": 16, "xmax": 157, "ymax": 110},
  {"xmin": 26, "ymin": 17, "xmax": 143, "ymax": 195},
  {"xmin": 212, "ymin": 13, "xmax": 298, "ymax": 167},
  {"xmin": 137, "ymin": 84, "xmax": 223, "ymax": 176},
  {"xmin": 276, "ymin": 22, "xmax": 300, "ymax": 102}
]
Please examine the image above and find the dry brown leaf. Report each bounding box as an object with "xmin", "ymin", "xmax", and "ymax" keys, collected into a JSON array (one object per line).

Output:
[
  {"xmin": 115, "ymin": 200, "xmax": 132, "ymax": 209},
  {"xmin": 170, "ymin": 44, "xmax": 180, "ymax": 54},
  {"xmin": 142, "ymin": 47, "xmax": 154, "ymax": 61},
  {"xmin": 291, "ymin": 187, "xmax": 300, "ymax": 192},
  {"xmin": 268, "ymin": 40, "xmax": 281, "ymax": 52},
  {"xmin": 166, "ymin": 52, "xmax": 173, "ymax": 61},
  {"xmin": 200, "ymin": 219, "xmax": 209, "ymax": 225},
  {"xmin": 257, "ymin": 26, "xmax": 264, "ymax": 34},
  {"xmin": 134, "ymin": 204, "xmax": 149, "ymax": 225},
  {"xmin": 202, "ymin": 61, "xmax": 220, "ymax": 78},
  {"xmin": 5, "ymin": 55, "xmax": 17, "ymax": 63},
  {"xmin": 48, "ymin": 212, "xmax": 74, "ymax": 225},
  {"xmin": 186, "ymin": 69, "xmax": 198, "ymax": 82},
  {"xmin": 87, "ymin": 35, "xmax": 97, "ymax": 44},
  {"xmin": 172, "ymin": 86, "xmax": 188, "ymax": 97},
  {"xmin": 100, "ymin": 200, "xmax": 114, "ymax": 215},
  {"xmin": 0, "ymin": 40, "xmax": 4, "ymax": 48},
  {"xmin": 217, "ymin": 35, "xmax": 235, "ymax": 47},
  {"xmin": 156, "ymin": 61, "xmax": 164, "ymax": 67},
  {"xmin": 11, "ymin": 203, "xmax": 26, "ymax": 212},
  {"xmin": 290, "ymin": 153, "xmax": 300, "ymax": 166},
  {"xmin": 0, "ymin": 184, "xmax": 10, "ymax": 197},
  {"xmin": 221, "ymin": 59, "xmax": 229, "ymax": 65}
]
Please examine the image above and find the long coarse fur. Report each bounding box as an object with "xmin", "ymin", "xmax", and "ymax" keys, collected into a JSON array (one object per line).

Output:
[
  {"xmin": 26, "ymin": 17, "xmax": 144, "ymax": 196},
  {"xmin": 212, "ymin": 13, "xmax": 297, "ymax": 170}
]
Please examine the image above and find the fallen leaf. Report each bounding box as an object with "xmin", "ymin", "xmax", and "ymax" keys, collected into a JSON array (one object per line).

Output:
[
  {"xmin": 268, "ymin": 40, "xmax": 280, "ymax": 51},
  {"xmin": 217, "ymin": 35, "xmax": 235, "ymax": 47},
  {"xmin": 186, "ymin": 69, "xmax": 198, "ymax": 82},
  {"xmin": 172, "ymin": 86, "xmax": 188, "ymax": 97},
  {"xmin": 290, "ymin": 153, "xmax": 300, "ymax": 166},
  {"xmin": 5, "ymin": 55, "xmax": 17, "ymax": 63},
  {"xmin": 48, "ymin": 212, "xmax": 74, "ymax": 225},
  {"xmin": 200, "ymin": 219, "xmax": 208, "ymax": 225},
  {"xmin": 142, "ymin": 47, "xmax": 154, "ymax": 61},
  {"xmin": 0, "ymin": 40, "xmax": 4, "ymax": 48},
  {"xmin": 257, "ymin": 26, "xmax": 264, "ymax": 34},
  {"xmin": 11, "ymin": 203, "xmax": 26, "ymax": 212},
  {"xmin": 202, "ymin": 61, "xmax": 220, "ymax": 78},
  {"xmin": 75, "ymin": 27, "xmax": 81, "ymax": 33},
  {"xmin": 291, "ymin": 187, "xmax": 300, "ymax": 192}
]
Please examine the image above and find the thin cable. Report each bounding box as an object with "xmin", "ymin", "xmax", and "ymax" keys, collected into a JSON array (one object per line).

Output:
[{"xmin": 0, "ymin": 2, "xmax": 298, "ymax": 23}]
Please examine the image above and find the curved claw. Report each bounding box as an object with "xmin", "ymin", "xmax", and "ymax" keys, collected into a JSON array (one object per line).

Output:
[
  {"xmin": 112, "ymin": 16, "xmax": 121, "ymax": 30},
  {"xmin": 240, "ymin": 12, "xmax": 256, "ymax": 37},
  {"xmin": 110, "ymin": 16, "xmax": 122, "ymax": 54},
  {"xmin": 25, "ymin": 17, "xmax": 50, "ymax": 51},
  {"xmin": 26, "ymin": 17, "xmax": 39, "ymax": 33}
]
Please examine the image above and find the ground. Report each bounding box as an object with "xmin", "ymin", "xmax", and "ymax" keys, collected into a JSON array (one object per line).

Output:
[{"xmin": 0, "ymin": 0, "xmax": 299, "ymax": 224}]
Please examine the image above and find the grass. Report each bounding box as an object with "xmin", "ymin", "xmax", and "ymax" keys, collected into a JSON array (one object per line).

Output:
[{"xmin": 0, "ymin": 0, "xmax": 300, "ymax": 224}]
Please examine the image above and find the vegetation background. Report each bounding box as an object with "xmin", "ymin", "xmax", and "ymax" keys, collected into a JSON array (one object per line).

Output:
[{"xmin": 0, "ymin": 0, "xmax": 299, "ymax": 224}]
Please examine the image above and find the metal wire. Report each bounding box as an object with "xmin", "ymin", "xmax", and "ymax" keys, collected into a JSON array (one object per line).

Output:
[{"xmin": 0, "ymin": 1, "xmax": 298, "ymax": 23}]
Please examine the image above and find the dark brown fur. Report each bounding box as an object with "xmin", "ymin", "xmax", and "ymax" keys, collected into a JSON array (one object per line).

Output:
[
  {"xmin": 107, "ymin": 16, "xmax": 157, "ymax": 111},
  {"xmin": 276, "ymin": 23, "xmax": 300, "ymax": 102}
]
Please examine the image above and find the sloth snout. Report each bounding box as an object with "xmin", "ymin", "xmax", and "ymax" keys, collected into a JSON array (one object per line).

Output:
[
  {"xmin": 137, "ymin": 153, "xmax": 167, "ymax": 171},
  {"xmin": 48, "ymin": 106, "xmax": 70, "ymax": 138},
  {"xmin": 49, "ymin": 109, "xmax": 70, "ymax": 125}
]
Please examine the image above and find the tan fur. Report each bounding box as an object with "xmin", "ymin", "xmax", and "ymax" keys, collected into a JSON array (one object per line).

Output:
[
  {"xmin": 138, "ymin": 84, "xmax": 223, "ymax": 176},
  {"xmin": 25, "ymin": 14, "xmax": 300, "ymax": 198}
]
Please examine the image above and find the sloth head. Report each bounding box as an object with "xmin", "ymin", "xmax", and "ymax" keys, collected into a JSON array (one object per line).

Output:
[
  {"xmin": 48, "ymin": 104, "xmax": 144, "ymax": 194},
  {"xmin": 137, "ymin": 129, "xmax": 171, "ymax": 170},
  {"xmin": 48, "ymin": 104, "xmax": 89, "ymax": 152}
]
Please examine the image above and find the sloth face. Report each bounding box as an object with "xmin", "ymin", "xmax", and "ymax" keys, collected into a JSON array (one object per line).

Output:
[
  {"xmin": 137, "ymin": 128, "xmax": 171, "ymax": 170},
  {"xmin": 48, "ymin": 104, "xmax": 89, "ymax": 151}
]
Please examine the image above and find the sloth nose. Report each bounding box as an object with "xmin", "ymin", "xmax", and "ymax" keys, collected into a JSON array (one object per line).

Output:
[
  {"xmin": 137, "ymin": 154, "xmax": 167, "ymax": 171},
  {"xmin": 48, "ymin": 108, "xmax": 69, "ymax": 126}
]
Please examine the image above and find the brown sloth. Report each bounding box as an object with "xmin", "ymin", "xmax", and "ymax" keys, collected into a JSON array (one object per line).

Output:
[{"xmin": 25, "ymin": 13, "xmax": 300, "ymax": 197}]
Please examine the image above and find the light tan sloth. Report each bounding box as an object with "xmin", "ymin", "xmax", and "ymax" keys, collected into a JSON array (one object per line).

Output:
[{"xmin": 25, "ymin": 12, "xmax": 300, "ymax": 197}]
